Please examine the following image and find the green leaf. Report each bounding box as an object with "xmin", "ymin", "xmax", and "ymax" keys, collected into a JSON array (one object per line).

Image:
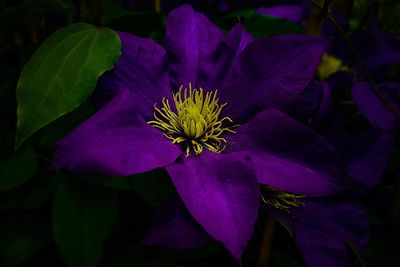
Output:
[
  {"xmin": 270, "ymin": 250, "xmax": 305, "ymax": 267},
  {"xmin": 40, "ymin": 101, "xmax": 95, "ymax": 149},
  {"xmin": 0, "ymin": 175, "xmax": 52, "ymax": 211},
  {"xmin": 0, "ymin": 215, "xmax": 51, "ymax": 267},
  {"xmin": 82, "ymin": 173, "xmax": 135, "ymax": 191},
  {"xmin": 0, "ymin": 0, "xmax": 71, "ymax": 37},
  {"xmin": 15, "ymin": 23, "xmax": 121, "ymax": 148},
  {"xmin": 243, "ymin": 14, "xmax": 303, "ymax": 39},
  {"xmin": 0, "ymin": 145, "xmax": 38, "ymax": 191},
  {"xmin": 218, "ymin": 10, "xmax": 303, "ymax": 38},
  {"xmin": 100, "ymin": 0, "xmax": 164, "ymax": 39},
  {"xmin": 53, "ymin": 176, "xmax": 118, "ymax": 267},
  {"xmin": 179, "ymin": 242, "xmax": 222, "ymax": 262},
  {"xmin": 107, "ymin": 246, "xmax": 146, "ymax": 267},
  {"xmin": 132, "ymin": 169, "xmax": 175, "ymax": 207}
]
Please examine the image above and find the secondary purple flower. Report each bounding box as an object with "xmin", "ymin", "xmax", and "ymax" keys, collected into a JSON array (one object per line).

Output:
[
  {"xmin": 268, "ymin": 199, "xmax": 369, "ymax": 267},
  {"xmin": 290, "ymin": 74, "xmax": 394, "ymax": 191},
  {"xmin": 144, "ymin": 184, "xmax": 370, "ymax": 267},
  {"xmin": 51, "ymin": 5, "xmax": 337, "ymax": 261},
  {"xmin": 256, "ymin": 5, "xmax": 305, "ymax": 24},
  {"xmin": 353, "ymin": 82, "xmax": 400, "ymax": 130}
]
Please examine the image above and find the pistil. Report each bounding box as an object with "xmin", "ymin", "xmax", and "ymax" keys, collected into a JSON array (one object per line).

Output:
[{"xmin": 148, "ymin": 84, "xmax": 238, "ymax": 156}]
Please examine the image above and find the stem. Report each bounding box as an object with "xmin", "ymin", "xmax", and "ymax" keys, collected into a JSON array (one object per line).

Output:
[
  {"xmin": 346, "ymin": 0, "xmax": 355, "ymax": 17},
  {"xmin": 321, "ymin": 0, "xmax": 331, "ymax": 19},
  {"xmin": 357, "ymin": 1, "xmax": 373, "ymax": 31},
  {"xmin": 328, "ymin": 15, "xmax": 400, "ymax": 119},
  {"xmin": 257, "ymin": 216, "xmax": 275, "ymax": 267},
  {"xmin": 154, "ymin": 0, "xmax": 161, "ymax": 13}
]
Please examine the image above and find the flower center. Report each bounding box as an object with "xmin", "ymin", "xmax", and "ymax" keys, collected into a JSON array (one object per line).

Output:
[
  {"xmin": 148, "ymin": 84, "xmax": 238, "ymax": 156},
  {"xmin": 261, "ymin": 185, "xmax": 304, "ymax": 212}
]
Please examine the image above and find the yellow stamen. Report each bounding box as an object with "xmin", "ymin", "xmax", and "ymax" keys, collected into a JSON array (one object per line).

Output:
[
  {"xmin": 261, "ymin": 185, "xmax": 305, "ymax": 212},
  {"xmin": 147, "ymin": 83, "xmax": 238, "ymax": 156},
  {"xmin": 317, "ymin": 54, "xmax": 349, "ymax": 80}
]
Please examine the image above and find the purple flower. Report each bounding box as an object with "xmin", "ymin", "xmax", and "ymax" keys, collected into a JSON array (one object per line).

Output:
[
  {"xmin": 268, "ymin": 199, "xmax": 369, "ymax": 267},
  {"xmin": 51, "ymin": 5, "xmax": 341, "ymax": 261},
  {"xmin": 255, "ymin": 0, "xmax": 311, "ymax": 24},
  {"xmin": 353, "ymin": 82, "xmax": 400, "ymax": 130},
  {"xmin": 290, "ymin": 74, "xmax": 394, "ymax": 192}
]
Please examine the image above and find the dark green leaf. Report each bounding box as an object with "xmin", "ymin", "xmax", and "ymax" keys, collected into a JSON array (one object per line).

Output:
[
  {"xmin": 0, "ymin": 175, "xmax": 52, "ymax": 211},
  {"xmin": 53, "ymin": 175, "xmax": 118, "ymax": 267},
  {"xmin": 106, "ymin": 246, "xmax": 146, "ymax": 267},
  {"xmin": 0, "ymin": 145, "xmax": 38, "ymax": 191},
  {"xmin": 243, "ymin": 14, "xmax": 304, "ymax": 39},
  {"xmin": 0, "ymin": 0, "xmax": 71, "ymax": 37},
  {"xmin": 15, "ymin": 23, "xmax": 121, "ymax": 148},
  {"xmin": 40, "ymin": 101, "xmax": 95, "ymax": 149},
  {"xmin": 132, "ymin": 169, "xmax": 175, "ymax": 207},
  {"xmin": 220, "ymin": 8, "xmax": 256, "ymax": 20},
  {"xmin": 82, "ymin": 173, "xmax": 135, "ymax": 191},
  {"xmin": 179, "ymin": 242, "xmax": 222, "ymax": 262},
  {"xmin": 0, "ymin": 215, "xmax": 51, "ymax": 267},
  {"xmin": 100, "ymin": 0, "xmax": 164, "ymax": 38},
  {"xmin": 218, "ymin": 10, "xmax": 303, "ymax": 38},
  {"xmin": 106, "ymin": 12, "xmax": 165, "ymax": 38},
  {"xmin": 100, "ymin": 0, "xmax": 132, "ymax": 25},
  {"xmin": 270, "ymin": 250, "xmax": 305, "ymax": 267}
]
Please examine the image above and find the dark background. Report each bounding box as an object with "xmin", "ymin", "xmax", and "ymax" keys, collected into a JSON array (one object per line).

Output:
[{"xmin": 1, "ymin": 0, "xmax": 400, "ymax": 266}]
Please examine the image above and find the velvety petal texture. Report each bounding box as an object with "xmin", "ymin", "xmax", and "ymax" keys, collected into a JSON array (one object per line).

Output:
[
  {"xmin": 198, "ymin": 23, "xmax": 253, "ymax": 89},
  {"xmin": 52, "ymin": 90, "xmax": 182, "ymax": 176},
  {"xmin": 346, "ymin": 131, "xmax": 393, "ymax": 191},
  {"xmin": 97, "ymin": 32, "xmax": 171, "ymax": 120},
  {"xmin": 352, "ymin": 22, "xmax": 400, "ymax": 80},
  {"xmin": 267, "ymin": 200, "xmax": 368, "ymax": 267},
  {"xmin": 166, "ymin": 152, "xmax": 259, "ymax": 261},
  {"xmin": 143, "ymin": 198, "xmax": 210, "ymax": 249},
  {"xmin": 220, "ymin": 34, "xmax": 327, "ymax": 122},
  {"xmin": 165, "ymin": 4, "xmax": 224, "ymax": 89},
  {"xmin": 230, "ymin": 109, "xmax": 348, "ymax": 196},
  {"xmin": 292, "ymin": 200, "xmax": 368, "ymax": 267},
  {"xmin": 327, "ymin": 130, "xmax": 394, "ymax": 192},
  {"xmin": 352, "ymin": 82, "xmax": 400, "ymax": 130},
  {"xmin": 290, "ymin": 80, "xmax": 331, "ymax": 126},
  {"xmin": 50, "ymin": 5, "xmax": 365, "ymax": 265}
]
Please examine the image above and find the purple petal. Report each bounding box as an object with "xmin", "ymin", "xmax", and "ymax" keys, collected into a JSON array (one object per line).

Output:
[
  {"xmin": 97, "ymin": 32, "xmax": 171, "ymax": 120},
  {"xmin": 347, "ymin": 131, "xmax": 393, "ymax": 190},
  {"xmin": 164, "ymin": 4, "xmax": 224, "ymax": 89},
  {"xmin": 256, "ymin": 6, "xmax": 304, "ymax": 24},
  {"xmin": 354, "ymin": 21, "xmax": 400, "ymax": 79},
  {"xmin": 143, "ymin": 198, "xmax": 210, "ymax": 249},
  {"xmin": 51, "ymin": 90, "xmax": 182, "ymax": 176},
  {"xmin": 198, "ymin": 23, "xmax": 253, "ymax": 89},
  {"xmin": 291, "ymin": 200, "xmax": 368, "ymax": 267},
  {"xmin": 221, "ymin": 34, "xmax": 327, "ymax": 123},
  {"xmin": 290, "ymin": 80, "xmax": 331, "ymax": 126},
  {"xmin": 352, "ymin": 82, "xmax": 400, "ymax": 130},
  {"xmin": 230, "ymin": 109, "xmax": 348, "ymax": 196},
  {"xmin": 328, "ymin": 130, "xmax": 394, "ymax": 192},
  {"xmin": 166, "ymin": 151, "xmax": 259, "ymax": 261}
]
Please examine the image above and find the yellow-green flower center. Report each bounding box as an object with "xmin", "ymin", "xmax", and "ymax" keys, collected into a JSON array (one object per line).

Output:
[
  {"xmin": 261, "ymin": 185, "xmax": 305, "ymax": 212},
  {"xmin": 148, "ymin": 84, "xmax": 238, "ymax": 156},
  {"xmin": 317, "ymin": 54, "xmax": 349, "ymax": 80}
]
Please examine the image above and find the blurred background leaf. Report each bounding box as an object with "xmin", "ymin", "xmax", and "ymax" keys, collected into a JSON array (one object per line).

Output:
[
  {"xmin": 0, "ymin": 214, "xmax": 51, "ymax": 267},
  {"xmin": 53, "ymin": 174, "xmax": 118, "ymax": 267},
  {"xmin": 0, "ymin": 144, "xmax": 37, "ymax": 191},
  {"xmin": 132, "ymin": 169, "xmax": 175, "ymax": 207},
  {"xmin": 218, "ymin": 9, "xmax": 303, "ymax": 38},
  {"xmin": 0, "ymin": 0, "xmax": 399, "ymax": 267}
]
